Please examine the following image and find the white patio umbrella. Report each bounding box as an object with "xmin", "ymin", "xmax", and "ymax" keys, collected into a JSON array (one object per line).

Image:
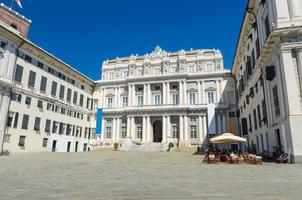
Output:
[{"xmin": 210, "ymin": 133, "xmax": 247, "ymax": 144}]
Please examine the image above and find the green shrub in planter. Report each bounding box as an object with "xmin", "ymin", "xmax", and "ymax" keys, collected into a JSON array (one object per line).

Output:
[
  {"xmin": 167, "ymin": 142, "xmax": 175, "ymax": 152},
  {"xmin": 113, "ymin": 143, "xmax": 119, "ymax": 151}
]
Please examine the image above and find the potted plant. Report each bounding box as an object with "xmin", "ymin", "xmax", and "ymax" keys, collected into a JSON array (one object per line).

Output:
[
  {"xmin": 113, "ymin": 143, "xmax": 119, "ymax": 151},
  {"xmin": 167, "ymin": 142, "xmax": 175, "ymax": 152}
]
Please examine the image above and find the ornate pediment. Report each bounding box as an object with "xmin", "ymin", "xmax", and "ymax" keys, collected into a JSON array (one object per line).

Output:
[{"xmin": 150, "ymin": 45, "xmax": 169, "ymax": 58}]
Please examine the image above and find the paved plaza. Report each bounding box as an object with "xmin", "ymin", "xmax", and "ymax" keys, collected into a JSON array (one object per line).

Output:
[{"xmin": 0, "ymin": 149, "xmax": 301, "ymax": 200}]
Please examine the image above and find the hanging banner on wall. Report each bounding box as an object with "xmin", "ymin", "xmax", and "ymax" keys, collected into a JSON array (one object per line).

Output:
[
  {"xmin": 95, "ymin": 108, "xmax": 103, "ymax": 135},
  {"xmin": 207, "ymin": 104, "xmax": 216, "ymax": 134}
]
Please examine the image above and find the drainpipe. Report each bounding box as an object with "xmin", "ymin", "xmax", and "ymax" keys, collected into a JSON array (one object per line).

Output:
[{"xmin": 1, "ymin": 39, "xmax": 25, "ymax": 154}]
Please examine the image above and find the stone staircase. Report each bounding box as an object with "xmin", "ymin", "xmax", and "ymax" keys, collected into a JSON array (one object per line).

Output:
[{"xmin": 120, "ymin": 140, "xmax": 165, "ymax": 152}]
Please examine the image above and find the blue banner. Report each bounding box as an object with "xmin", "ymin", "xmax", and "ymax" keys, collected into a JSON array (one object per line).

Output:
[{"xmin": 96, "ymin": 108, "xmax": 103, "ymax": 135}]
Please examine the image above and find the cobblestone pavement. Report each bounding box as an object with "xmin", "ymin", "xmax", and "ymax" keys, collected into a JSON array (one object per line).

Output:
[{"xmin": 0, "ymin": 149, "xmax": 301, "ymax": 200}]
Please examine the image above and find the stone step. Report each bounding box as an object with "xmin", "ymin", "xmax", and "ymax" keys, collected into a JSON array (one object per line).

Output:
[{"xmin": 120, "ymin": 143, "xmax": 165, "ymax": 152}]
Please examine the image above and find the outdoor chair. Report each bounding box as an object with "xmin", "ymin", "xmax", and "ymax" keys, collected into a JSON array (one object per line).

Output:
[
  {"xmin": 254, "ymin": 156, "xmax": 262, "ymax": 165},
  {"xmin": 208, "ymin": 155, "xmax": 216, "ymax": 164},
  {"xmin": 276, "ymin": 154, "xmax": 288, "ymax": 164},
  {"xmin": 238, "ymin": 155, "xmax": 245, "ymax": 164}
]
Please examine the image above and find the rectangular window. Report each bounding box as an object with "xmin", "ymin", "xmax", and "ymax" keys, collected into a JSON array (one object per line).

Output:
[
  {"xmin": 13, "ymin": 112, "xmax": 19, "ymax": 128},
  {"xmin": 208, "ymin": 91, "xmax": 214, "ymax": 104},
  {"xmin": 121, "ymin": 127, "xmax": 127, "ymax": 138},
  {"xmin": 67, "ymin": 88, "xmax": 72, "ymax": 102},
  {"xmin": 52, "ymin": 121, "xmax": 58, "ymax": 134},
  {"xmin": 45, "ymin": 119, "xmax": 51, "ymax": 133},
  {"xmin": 14, "ymin": 65, "xmax": 23, "ymax": 83},
  {"xmin": 28, "ymin": 71, "xmax": 36, "ymax": 88},
  {"xmin": 253, "ymin": 109, "xmax": 258, "ymax": 130},
  {"xmin": 79, "ymin": 94, "xmax": 84, "ymax": 106},
  {"xmin": 172, "ymin": 66, "xmax": 179, "ymax": 73},
  {"xmin": 190, "ymin": 125, "xmax": 197, "ymax": 139},
  {"xmin": 264, "ymin": 15, "xmax": 270, "ymax": 39},
  {"xmin": 21, "ymin": 114, "xmax": 29, "ymax": 130},
  {"xmin": 122, "ymin": 96, "xmax": 128, "ymax": 107},
  {"xmin": 51, "ymin": 81, "xmax": 57, "ymax": 96},
  {"xmin": 154, "ymin": 94, "xmax": 161, "ymax": 105},
  {"xmin": 24, "ymin": 55, "xmax": 32, "ymax": 63},
  {"xmin": 172, "ymin": 94, "xmax": 179, "ymax": 105},
  {"xmin": 42, "ymin": 138, "xmax": 48, "ymax": 148},
  {"xmin": 189, "ymin": 93, "xmax": 196, "ymax": 105},
  {"xmin": 66, "ymin": 124, "xmax": 72, "ymax": 135},
  {"xmin": 107, "ymin": 97, "xmax": 113, "ymax": 108},
  {"xmin": 137, "ymin": 126, "xmax": 142, "ymax": 139},
  {"xmin": 40, "ymin": 76, "xmax": 47, "ymax": 93},
  {"xmin": 137, "ymin": 69, "xmax": 143, "ymax": 76},
  {"xmin": 86, "ymin": 97, "xmax": 91, "ymax": 109},
  {"xmin": 37, "ymin": 100, "xmax": 43, "ymax": 109},
  {"xmin": 59, "ymin": 85, "xmax": 65, "ymax": 99},
  {"xmin": 257, "ymin": 104, "xmax": 262, "ymax": 128},
  {"xmin": 34, "ymin": 117, "xmax": 41, "ymax": 131},
  {"xmin": 25, "ymin": 96, "xmax": 31, "ymax": 105},
  {"xmin": 73, "ymin": 91, "xmax": 78, "ymax": 104},
  {"xmin": 262, "ymin": 100, "xmax": 267, "ymax": 125},
  {"xmin": 37, "ymin": 61, "xmax": 44, "ymax": 69},
  {"xmin": 106, "ymin": 127, "xmax": 112, "ymax": 138},
  {"xmin": 137, "ymin": 95, "xmax": 143, "ymax": 106},
  {"xmin": 18, "ymin": 136, "xmax": 26, "ymax": 147},
  {"xmin": 272, "ymin": 86, "xmax": 280, "ymax": 116},
  {"xmin": 172, "ymin": 125, "xmax": 179, "ymax": 138},
  {"xmin": 249, "ymin": 114, "xmax": 252, "ymax": 132},
  {"xmin": 189, "ymin": 65, "xmax": 196, "ymax": 73},
  {"xmin": 123, "ymin": 71, "xmax": 128, "ymax": 78},
  {"xmin": 59, "ymin": 123, "xmax": 65, "ymax": 135}
]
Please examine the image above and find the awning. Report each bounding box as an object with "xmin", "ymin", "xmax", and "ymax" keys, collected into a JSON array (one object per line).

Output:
[{"xmin": 210, "ymin": 133, "xmax": 247, "ymax": 144}]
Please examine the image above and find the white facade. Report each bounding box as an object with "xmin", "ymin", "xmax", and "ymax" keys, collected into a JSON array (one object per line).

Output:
[
  {"xmin": 232, "ymin": 0, "xmax": 302, "ymax": 162},
  {"xmin": 0, "ymin": 4, "xmax": 95, "ymax": 154},
  {"xmin": 94, "ymin": 46, "xmax": 237, "ymax": 147}
]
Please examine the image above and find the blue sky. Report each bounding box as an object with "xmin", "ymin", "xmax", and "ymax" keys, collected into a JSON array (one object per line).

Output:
[{"xmin": 2, "ymin": 0, "xmax": 247, "ymax": 80}]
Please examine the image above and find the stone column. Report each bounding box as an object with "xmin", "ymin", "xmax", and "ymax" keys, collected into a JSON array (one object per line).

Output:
[
  {"xmin": 116, "ymin": 118, "xmax": 120, "ymax": 141},
  {"xmin": 179, "ymin": 115, "xmax": 184, "ymax": 142},
  {"xmin": 183, "ymin": 81, "xmax": 187, "ymax": 105},
  {"xmin": 147, "ymin": 83, "xmax": 151, "ymax": 105},
  {"xmin": 99, "ymin": 88, "xmax": 103, "ymax": 108},
  {"xmin": 166, "ymin": 82, "xmax": 170, "ymax": 105},
  {"xmin": 162, "ymin": 115, "xmax": 167, "ymax": 143},
  {"xmin": 198, "ymin": 115, "xmax": 203, "ymax": 143},
  {"xmin": 163, "ymin": 82, "xmax": 167, "ymax": 104},
  {"xmin": 126, "ymin": 117, "xmax": 131, "ymax": 138},
  {"xmin": 202, "ymin": 81, "xmax": 206, "ymax": 104},
  {"xmin": 128, "ymin": 84, "xmax": 132, "ymax": 107},
  {"xmin": 115, "ymin": 87, "xmax": 119, "ymax": 108},
  {"xmin": 144, "ymin": 84, "xmax": 147, "ymax": 105},
  {"xmin": 167, "ymin": 115, "xmax": 171, "ymax": 139},
  {"xmin": 184, "ymin": 115, "xmax": 189, "ymax": 142},
  {"xmin": 222, "ymin": 114, "xmax": 227, "ymax": 133},
  {"xmin": 142, "ymin": 116, "xmax": 147, "ymax": 142},
  {"xmin": 296, "ymin": 48, "xmax": 302, "ymax": 97},
  {"xmin": 197, "ymin": 81, "xmax": 202, "ymax": 104},
  {"xmin": 102, "ymin": 88, "xmax": 106, "ymax": 108},
  {"xmin": 132, "ymin": 85, "xmax": 136, "ymax": 106},
  {"xmin": 216, "ymin": 80, "xmax": 220, "ymax": 103},
  {"xmin": 179, "ymin": 81, "xmax": 183, "ymax": 105},
  {"xmin": 217, "ymin": 114, "xmax": 221, "ymax": 134},
  {"xmin": 112, "ymin": 118, "xmax": 116, "ymax": 141},
  {"xmin": 147, "ymin": 116, "xmax": 152, "ymax": 142},
  {"xmin": 101, "ymin": 118, "xmax": 106, "ymax": 140},
  {"xmin": 131, "ymin": 117, "xmax": 136, "ymax": 140}
]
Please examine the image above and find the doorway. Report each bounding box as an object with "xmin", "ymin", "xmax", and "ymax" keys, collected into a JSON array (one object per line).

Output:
[
  {"xmin": 153, "ymin": 120, "xmax": 162, "ymax": 143},
  {"xmin": 52, "ymin": 140, "xmax": 57, "ymax": 152}
]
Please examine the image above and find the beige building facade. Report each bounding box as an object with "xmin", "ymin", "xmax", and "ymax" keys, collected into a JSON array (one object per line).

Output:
[
  {"xmin": 93, "ymin": 47, "xmax": 238, "ymax": 148},
  {"xmin": 232, "ymin": 0, "xmax": 302, "ymax": 162},
  {"xmin": 0, "ymin": 4, "xmax": 95, "ymax": 154}
]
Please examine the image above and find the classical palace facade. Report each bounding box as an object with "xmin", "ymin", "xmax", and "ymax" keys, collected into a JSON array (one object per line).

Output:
[
  {"xmin": 232, "ymin": 0, "xmax": 302, "ymax": 162},
  {"xmin": 93, "ymin": 47, "xmax": 238, "ymax": 147},
  {"xmin": 0, "ymin": 4, "xmax": 95, "ymax": 154}
]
